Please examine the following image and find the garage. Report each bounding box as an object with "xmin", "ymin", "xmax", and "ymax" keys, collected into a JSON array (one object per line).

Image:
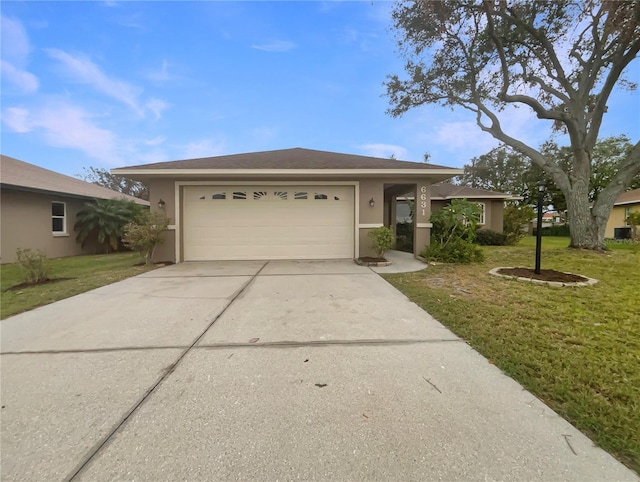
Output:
[{"xmin": 183, "ymin": 185, "xmax": 355, "ymax": 261}]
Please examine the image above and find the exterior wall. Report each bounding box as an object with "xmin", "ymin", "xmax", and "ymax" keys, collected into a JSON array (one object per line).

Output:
[
  {"xmin": 606, "ymin": 203, "xmax": 638, "ymax": 238},
  {"xmin": 430, "ymin": 199, "xmax": 504, "ymax": 232},
  {"xmin": 0, "ymin": 189, "xmax": 95, "ymax": 264},
  {"xmin": 150, "ymin": 176, "xmax": 438, "ymax": 262},
  {"xmin": 488, "ymin": 200, "xmax": 504, "ymax": 232},
  {"xmin": 148, "ymin": 180, "xmax": 177, "ymax": 262}
]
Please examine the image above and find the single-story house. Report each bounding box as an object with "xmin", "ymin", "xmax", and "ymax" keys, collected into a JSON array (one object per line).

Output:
[
  {"xmin": 605, "ymin": 188, "xmax": 640, "ymax": 239},
  {"xmin": 395, "ymin": 183, "xmax": 521, "ymax": 232},
  {"xmin": 112, "ymin": 148, "xmax": 462, "ymax": 262},
  {"xmin": 1, "ymin": 154, "xmax": 149, "ymax": 264}
]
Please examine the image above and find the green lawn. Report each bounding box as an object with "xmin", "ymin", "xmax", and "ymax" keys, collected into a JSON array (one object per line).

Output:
[
  {"xmin": 1, "ymin": 252, "xmax": 160, "ymax": 319},
  {"xmin": 384, "ymin": 237, "xmax": 640, "ymax": 472}
]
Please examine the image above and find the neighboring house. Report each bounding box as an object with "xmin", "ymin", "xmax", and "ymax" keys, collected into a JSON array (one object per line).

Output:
[
  {"xmin": 395, "ymin": 184, "xmax": 521, "ymax": 232},
  {"xmin": 0, "ymin": 155, "xmax": 149, "ymax": 264},
  {"xmin": 605, "ymin": 188, "xmax": 640, "ymax": 239},
  {"xmin": 112, "ymin": 148, "xmax": 462, "ymax": 262}
]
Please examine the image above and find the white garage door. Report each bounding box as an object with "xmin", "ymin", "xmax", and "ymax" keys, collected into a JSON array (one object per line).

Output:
[{"xmin": 183, "ymin": 185, "xmax": 355, "ymax": 261}]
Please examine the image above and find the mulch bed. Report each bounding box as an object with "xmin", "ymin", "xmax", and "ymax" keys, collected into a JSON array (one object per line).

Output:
[
  {"xmin": 4, "ymin": 277, "xmax": 75, "ymax": 292},
  {"xmin": 497, "ymin": 267, "xmax": 588, "ymax": 283},
  {"xmin": 358, "ymin": 257, "xmax": 388, "ymax": 263}
]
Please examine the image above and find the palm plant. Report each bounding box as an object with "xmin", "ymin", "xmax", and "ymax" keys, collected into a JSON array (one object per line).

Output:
[{"xmin": 74, "ymin": 199, "xmax": 144, "ymax": 253}]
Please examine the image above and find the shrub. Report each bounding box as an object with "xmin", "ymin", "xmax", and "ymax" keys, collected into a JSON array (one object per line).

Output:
[
  {"xmin": 15, "ymin": 248, "xmax": 50, "ymax": 283},
  {"xmin": 426, "ymin": 199, "xmax": 484, "ymax": 263},
  {"xmin": 368, "ymin": 226, "xmax": 395, "ymax": 258},
  {"xmin": 533, "ymin": 224, "xmax": 571, "ymax": 237},
  {"xmin": 122, "ymin": 211, "xmax": 170, "ymax": 264},
  {"xmin": 421, "ymin": 237, "xmax": 484, "ymax": 264},
  {"xmin": 475, "ymin": 229, "xmax": 508, "ymax": 246},
  {"xmin": 503, "ymin": 204, "xmax": 534, "ymax": 245}
]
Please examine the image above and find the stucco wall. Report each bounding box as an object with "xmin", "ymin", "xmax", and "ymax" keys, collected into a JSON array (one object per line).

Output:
[
  {"xmin": 0, "ymin": 189, "xmax": 95, "ymax": 264},
  {"xmin": 148, "ymin": 176, "xmax": 437, "ymax": 262},
  {"xmin": 605, "ymin": 204, "xmax": 638, "ymax": 238}
]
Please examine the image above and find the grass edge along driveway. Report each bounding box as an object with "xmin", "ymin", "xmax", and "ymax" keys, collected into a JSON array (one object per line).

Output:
[
  {"xmin": 1, "ymin": 252, "xmax": 159, "ymax": 319},
  {"xmin": 384, "ymin": 238, "xmax": 639, "ymax": 474}
]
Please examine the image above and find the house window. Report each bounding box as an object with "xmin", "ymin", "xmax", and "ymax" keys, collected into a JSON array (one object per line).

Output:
[
  {"xmin": 477, "ymin": 202, "xmax": 486, "ymax": 225},
  {"xmin": 624, "ymin": 207, "xmax": 631, "ymax": 225},
  {"xmin": 52, "ymin": 202, "xmax": 66, "ymax": 234}
]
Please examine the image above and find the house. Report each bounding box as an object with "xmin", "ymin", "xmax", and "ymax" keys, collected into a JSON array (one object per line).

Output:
[
  {"xmin": 111, "ymin": 148, "xmax": 462, "ymax": 262},
  {"xmin": 605, "ymin": 188, "xmax": 640, "ymax": 239},
  {"xmin": 395, "ymin": 184, "xmax": 520, "ymax": 231},
  {"xmin": 0, "ymin": 155, "xmax": 149, "ymax": 264}
]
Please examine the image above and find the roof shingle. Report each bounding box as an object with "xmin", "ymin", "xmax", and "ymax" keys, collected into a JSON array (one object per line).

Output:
[
  {"xmin": 115, "ymin": 147, "xmax": 456, "ymax": 171},
  {"xmin": 1, "ymin": 155, "xmax": 148, "ymax": 205}
]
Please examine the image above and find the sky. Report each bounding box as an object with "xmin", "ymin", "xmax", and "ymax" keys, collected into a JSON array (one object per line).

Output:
[{"xmin": 1, "ymin": 1, "xmax": 639, "ymax": 178}]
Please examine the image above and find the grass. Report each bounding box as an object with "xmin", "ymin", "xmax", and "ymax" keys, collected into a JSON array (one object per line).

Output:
[
  {"xmin": 384, "ymin": 236, "xmax": 640, "ymax": 472},
  {"xmin": 1, "ymin": 252, "xmax": 159, "ymax": 319}
]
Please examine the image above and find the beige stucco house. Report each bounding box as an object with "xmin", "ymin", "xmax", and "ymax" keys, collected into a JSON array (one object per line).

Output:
[
  {"xmin": 605, "ymin": 188, "xmax": 640, "ymax": 239},
  {"xmin": 112, "ymin": 148, "xmax": 462, "ymax": 263},
  {"xmin": 1, "ymin": 155, "xmax": 149, "ymax": 264}
]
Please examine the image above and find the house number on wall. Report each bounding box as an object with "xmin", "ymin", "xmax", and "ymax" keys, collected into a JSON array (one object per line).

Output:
[{"xmin": 420, "ymin": 185, "xmax": 427, "ymax": 216}]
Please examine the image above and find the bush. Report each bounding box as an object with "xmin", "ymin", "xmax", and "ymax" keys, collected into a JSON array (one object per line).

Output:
[
  {"xmin": 15, "ymin": 248, "xmax": 50, "ymax": 283},
  {"xmin": 533, "ymin": 224, "xmax": 571, "ymax": 236},
  {"xmin": 368, "ymin": 226, "xmax": 395, "ymax": 258},
  {"xmin": 426, "ymin": 199, "xmax": 484, "ymax": 263},
  {"xmin": 421, "ymin": 237, "xmax": 485, "ymax": 264},
  {"xmin": 503, "ymin": 204, "xmax": 534, "ymax": 245},
  {"xmin": 123, "ymin": 211, "xmax": 170, "ymax": 264},
  {"xmin": 475, "ymin": 229, "xmax": 508, "ymax": 246}
]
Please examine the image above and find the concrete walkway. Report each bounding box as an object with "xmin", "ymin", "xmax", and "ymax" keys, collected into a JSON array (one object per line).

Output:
[{"xmin": 1, "ymin": 260, "xmax": 636, "ymax": 481}]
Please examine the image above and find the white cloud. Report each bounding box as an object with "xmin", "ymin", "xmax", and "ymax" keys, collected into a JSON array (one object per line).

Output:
[
  {"xmin": 182, "ymin": 139, "xmax": 226, "ymax": 159},
  {"xmin": 2, "ymin": 107, "xmax": 31, "ymax": 132},
  {"xmin": 146, "ymin": 59, "xmax": 172, "ymax": 82},
  {"xmin": 2, "ymin": 101, "xmax": 120, "ymax": 164},
  {"xmin": 251, "ymin": 40, "xmax": 296, "ymax": 52},
  {"xmin": 144, "ymin": 135, "xmax": 166, "ymax": 146},
  {"xmin": 0, "ymin": 15, "xmax": 31, "ymax": 63},
  {"xmin": 358, "ymin": 143, "xmax": 408, "ymax": 160},
  {"xmin": 46, "ymin": 48, "xmax": 144, "ymax": 116},
  {"xmin": 435, "ymin": 121, "xmax": 498, "ymax": 153},
  {"xmin": 0, "ymin": 60, "xmax": 39, "ymax": 93},
  {"xmin": 146, "ymin": 98, "xmax": 169, "ymax": 120}
]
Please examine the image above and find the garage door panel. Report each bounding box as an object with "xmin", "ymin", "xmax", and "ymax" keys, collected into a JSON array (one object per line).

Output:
[{"xmin": 183, "ymin": 186, "xmax": 354, "ymax": 260}]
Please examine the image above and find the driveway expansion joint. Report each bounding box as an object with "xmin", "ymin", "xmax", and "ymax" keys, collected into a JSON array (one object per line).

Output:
[
  {"xmin": 194, "ymin": 338, "xmax": 464, "ymax": 349},
  {"xmin": 63, "ymin": 261, "xmax": 269, "ymax": 482}
]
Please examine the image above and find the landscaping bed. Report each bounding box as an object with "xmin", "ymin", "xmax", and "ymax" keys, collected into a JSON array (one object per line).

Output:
[{"xmin": 383, "ymin": 237, "xmax": 640, "ymax": 473}]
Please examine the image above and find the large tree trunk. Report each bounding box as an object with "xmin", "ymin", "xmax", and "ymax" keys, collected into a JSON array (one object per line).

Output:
[{"xmin": 565, "ymin": 190, "xmax": 610, "ymax": 251}]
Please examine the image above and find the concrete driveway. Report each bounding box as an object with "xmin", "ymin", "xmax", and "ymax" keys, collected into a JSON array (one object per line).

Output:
[{"xmin": 1, "ymin": 260, "xmax": 636, "ymax": 481}]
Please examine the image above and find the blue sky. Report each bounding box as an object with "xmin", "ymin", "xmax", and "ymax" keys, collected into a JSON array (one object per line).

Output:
[{"xmin": 1, "ymin": 1, "xmax": 639, "ymax": 178}]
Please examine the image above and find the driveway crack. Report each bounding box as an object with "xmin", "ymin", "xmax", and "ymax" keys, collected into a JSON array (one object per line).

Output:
[{"xmin": 64, "ymin": 262, "xmax": 269, "ymax": 481}]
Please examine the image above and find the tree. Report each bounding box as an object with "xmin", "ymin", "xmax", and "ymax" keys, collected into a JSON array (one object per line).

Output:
[
  {"xmin": 386, "ymin": 0, "xmax": 640, "ymax": 250},
  {"xmin": 79, "ymin": 167, "xmax": 150, "ymax": 201},
  {"xmin": 74, "ymin": 199, "xmax": 145, "ymax": 253},
  {"xmin": 123, "ymin": 211, "xmax": 170, "ymax": 264}
]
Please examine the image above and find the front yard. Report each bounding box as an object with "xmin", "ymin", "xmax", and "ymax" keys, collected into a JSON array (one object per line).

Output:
[
  {"xmin": 1, "ymin": 252, "xmax": 159, "ymax": 319},
  {"xmin": 384, "ymin": 237, "xmax": 640, "ymax": 473}
]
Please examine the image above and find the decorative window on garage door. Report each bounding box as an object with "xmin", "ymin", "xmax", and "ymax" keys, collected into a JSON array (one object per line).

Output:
[{"xmin": 212, "ymin": 193, "xmax": 226, "ymax": 200}]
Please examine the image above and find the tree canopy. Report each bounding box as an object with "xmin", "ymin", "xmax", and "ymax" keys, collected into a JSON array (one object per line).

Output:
[
  {"xmin": 387, "ymin": 0, "xmax": 640, "ymax": 249},
  {"xmin": 79, "ymin": 167, "xmax": 150, "ymax": 201}
]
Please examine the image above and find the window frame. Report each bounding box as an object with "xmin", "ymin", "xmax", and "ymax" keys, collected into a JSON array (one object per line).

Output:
[
  {"xmin": 51, "ymin": 201, "xmax": 68, "ymax": 236},
  {"xmin": 476, "ymin": 202, "xmax": 486, "ymax": 226}
]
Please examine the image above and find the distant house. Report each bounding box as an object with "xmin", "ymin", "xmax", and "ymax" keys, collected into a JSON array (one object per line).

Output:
[
  {"xmin": 0, "ymin": 155, "xmax": 149, "ymax": 264},
  {"xmin": 605, "ymin": 188, "xmax": 640, "ymax": 239},
  {"xmin": 395, "ymin": 183, "xmax": 522, "ymax": 233}
]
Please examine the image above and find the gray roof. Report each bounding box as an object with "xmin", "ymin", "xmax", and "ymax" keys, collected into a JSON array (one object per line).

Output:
[
  {"xmin": 614, "ymin": 188, "xmax": 640, "ymax": 205},
  {"xmin": 432, "ymin": 183, "xmax": 519, "ymax": 200},
  {"xmin": 114, "ymin": 147, "xmax": 455, "ymax": 171},
  {"xmin": 1, "ymin": 155, "xmax": 149, "ymax": 205}
]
